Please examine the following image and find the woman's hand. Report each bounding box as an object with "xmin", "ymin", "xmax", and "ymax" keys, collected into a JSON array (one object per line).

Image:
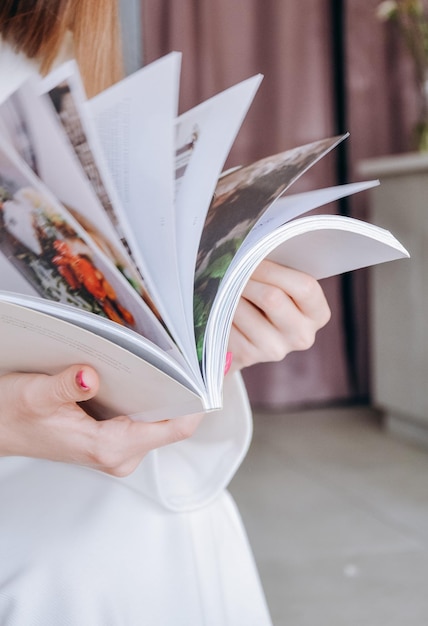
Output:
[
  {"xmin": 228, "ymin": 260, "xmax": 331, "ymax": 372},
  {"xmin": 0, "ymin": 262, "xmax": 329, "ymax": 475},
  {"xmin": 0, "ymin": 365, "xmax": 203, "ymax": 477}
]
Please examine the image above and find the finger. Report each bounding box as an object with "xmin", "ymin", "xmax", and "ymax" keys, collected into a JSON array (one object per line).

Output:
[
  {"xmin": 231, "ymin": 297, "xmax": 296, "ymax": 365},
  {"xmin": 131, "ymin": 412, "xmax": 205, "ymax": 451},
  {"xmin": 29, "ymin": 365, "xmax": 100, "ymax": 415},
  {"xmin": 228, "ymin": 320, "xmax": 261, "ymax": 369},
  {"xmin": 249, "ymin": 261, "xmax": 330, "ymax": 324},
  {"xmin": 90, "ymin": 412, "xmax": 205, "ymax": 476},
  {"xmin": 239, "ymin": 278, "xmax": 304, "ymax": 334}
]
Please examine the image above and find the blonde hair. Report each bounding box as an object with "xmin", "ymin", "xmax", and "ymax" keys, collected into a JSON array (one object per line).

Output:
[{"xmin": 0, "ymin": 0, "xmax": 123, "ymax": 97}]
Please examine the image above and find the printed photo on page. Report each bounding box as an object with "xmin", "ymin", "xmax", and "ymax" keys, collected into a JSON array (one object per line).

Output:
[
  {"xmin": 0, "ymin": 141, "xmax": 174, "ymax": 351},
  {"xmin": 193, "ymin": 135, "xmax": 345, "ymax": 358},
  {"xmin": 0, "ymin": 80, "xmax": 164, "ymax": 326}
]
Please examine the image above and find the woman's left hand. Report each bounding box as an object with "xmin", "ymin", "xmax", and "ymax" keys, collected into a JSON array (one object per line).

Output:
[{"xmin": 228, "ymin": 260, "xmax": 331, "ymax": 373}]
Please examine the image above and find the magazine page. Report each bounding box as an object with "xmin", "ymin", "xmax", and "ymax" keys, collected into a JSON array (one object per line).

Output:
[
  {"xmin": 0, "ymin": 78, "xmax": 158, "ymax": 319},
  {"xmin": 202, "ymin": 216, "xmax": 409, "ymax": 407},
  {"xmin": 84, "ymin": 54, "xmax": 199, "ymax": 363},
  {"xmin": 0, "ymin": 252, "xmax": 39, "ymax": 296},
  {"xmin": 192, "ymin": 135, "xmax": 346, "ymax": 359},
  {"xmin": 173, "ymin": 75, "xmax": 262, "ymax": 351},
  {"xmin": 197, "ymin": 180, "xmax": 380, "ymax": 398},
  {"xmin": 41, "ymin": 64, "xmax": 137, "ymax": 254},
  {"xmin": 0, "ymin": 135, "xmax": 178, "ymax": 355},
  {"xmin": 232, "ymin": 180, "xmax": 381, "ymax": 263},
  {"xmin": 0, "ymin": 300, "xmax": 206, "ymax": 421},
  {"xmin": 40, "ymin": 62, "xmax": 149, "ymax": 287},
  {"xmin": 264, "ymin": 217, "xmax": 409, "ymax": 278},
  {"xmin": 0, "ymin": 291, "xmax": 200, "ymax": 394}
]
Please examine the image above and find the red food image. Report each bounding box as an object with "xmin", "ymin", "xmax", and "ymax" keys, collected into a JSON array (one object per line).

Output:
[{"xmin": 51, "ymin": 240, "xmax": 135, "ymax": 326}]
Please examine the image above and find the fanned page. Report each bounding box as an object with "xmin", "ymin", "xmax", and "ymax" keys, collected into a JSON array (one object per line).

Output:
[
  {"xmin": 265, "ymin": 218, "xmax": 409, "ymax": 277},
  {"xmin": 233, "ymin": 181, "xmax": 381, "ymax": 263},
  {"xmin": 84, "ymin": 53, "xmax": 198, "ymax": 365},
  {"xmin": 201, "ymin": 182, "xmax": 409, "ymax": 405},
  {"xmin": 0, "ymin": 132, "xmax": 178, "ymax": 356},
  {"xmin": 0, "ymin": 77, "xmax": 158, "ymax": 318},
  {"xmin": 193, "ymin": 135, "xmax": 346, "ymax": 359},
  {"xmin": 173, "ymin": 74, "xmax": 262, "ymax": 358},
  {"xmin": 40, "ymin": 61, "xmax": 150, "ymax": 288}
]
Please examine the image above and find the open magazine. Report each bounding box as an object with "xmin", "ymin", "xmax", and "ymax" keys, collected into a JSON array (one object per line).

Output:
[{"xmin": 0, "ymin": 52, "xmax": 409, "ymax": 421}]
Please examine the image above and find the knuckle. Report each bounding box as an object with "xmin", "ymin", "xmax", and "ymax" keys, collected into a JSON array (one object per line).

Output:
[
  {"xmin": 100, "ymin": 451, "xmax": 125, "ymax": 472},
  {"xmin": 269, "ymin": 340, "xmax": 289, "ymax": 362},
  {"xmin": 295, "ymin": 273, "xmax": 320, "ymax": 303},
  {"xmin": 52, "ymin": 374, "xmax": 73, "ymax": 403},
  {"xmin": 321, "ymin": 303, "xmax": 332, "ymax": 327},
  {"xmin": 259, "ymin": 336, "xmax": 289, "ymax": 363},
  {"xmin": 262, "ymin": 285, "xmax": 286, "ymax": 312},
  {"xmin": 292, "ymin": 327, "xmax": 317, "ymax": 352},
  {"xmin": 107, "ymin": 460, "xmax": 138, "ymax": 478},
  {"xmin": 17, "ymin": 376, "xmax": 46, "ymax": 417},
  {"xmin": 86, "ymin": 430, "xmax": 125, "ymax": 471},
  {"xmin": 236, "ymin": 343, "xmax": 260, "ymax": 369}
]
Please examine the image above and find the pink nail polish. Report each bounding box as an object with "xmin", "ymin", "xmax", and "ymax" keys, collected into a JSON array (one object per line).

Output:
[
  {"xmin": 224, "ymin": 351, "xmax": 233, "ymax": 375},
  {"xmin": 76, "ymin": 370, "xmax": 90, "ymax": 391}
]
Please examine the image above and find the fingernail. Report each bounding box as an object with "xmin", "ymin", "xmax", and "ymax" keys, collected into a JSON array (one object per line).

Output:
[
  {"xmin": 76, "ymin": 370, "xmax": 91, "ymax": 391},
  {"xmin": 224, "ymin": 351, "xmax": 233, "ymax": 375}
]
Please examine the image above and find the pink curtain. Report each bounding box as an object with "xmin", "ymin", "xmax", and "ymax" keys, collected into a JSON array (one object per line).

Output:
[
  {"xmin": 346, "ymin": 0, "xmax": 419, "ymax": 176},
  {"xmin": 141, "ymin": 0, "xmax": 415, "ymax": 409}
]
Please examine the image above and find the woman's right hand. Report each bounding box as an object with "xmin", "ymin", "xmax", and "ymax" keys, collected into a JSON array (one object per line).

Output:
[{"xmin": 0, "ymin": 365, "xmax": 203, "ymax": 477}]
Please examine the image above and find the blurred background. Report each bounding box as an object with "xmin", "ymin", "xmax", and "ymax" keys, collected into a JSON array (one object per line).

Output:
[{"xmin": 120, "ymin": 1, "xmax": 428, "ymax": 624}]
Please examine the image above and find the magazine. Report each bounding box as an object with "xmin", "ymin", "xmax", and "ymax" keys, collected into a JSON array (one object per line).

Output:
[{"xmin": 0, "ymin": 52, "xmax": 409, "ymax": 421}]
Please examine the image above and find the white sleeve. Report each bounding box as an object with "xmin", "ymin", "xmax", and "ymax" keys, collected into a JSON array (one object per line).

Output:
[{"xmin": 121, "ymin": 372, "xmax": 253, "ymax": 511}]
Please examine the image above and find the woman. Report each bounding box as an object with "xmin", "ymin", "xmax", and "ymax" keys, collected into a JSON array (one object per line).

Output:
[{"xmin": 0, "ymin": 2, "xmax": 331, "ymax": 624}]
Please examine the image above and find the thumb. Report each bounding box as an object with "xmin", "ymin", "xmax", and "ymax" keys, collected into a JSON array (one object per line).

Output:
[{"xmin": 39, "ymin": 365, "xmax": 100, "ymax": 409}]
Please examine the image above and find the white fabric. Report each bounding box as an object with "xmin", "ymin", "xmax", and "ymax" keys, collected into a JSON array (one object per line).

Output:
[
  {"xmin": 124, "ymin": 372, "xmax": 253, "ymax": 511},
  {"xmin": 0, "ymin": 456, "xmax": 271, "ymax": 625},
  {"xmin": 0, "ymin": 41, "xmax": 272, "ymax": 625},
  {"xmin": 0, "ymin": 41, "xmax": 38, "ymax": 100}
]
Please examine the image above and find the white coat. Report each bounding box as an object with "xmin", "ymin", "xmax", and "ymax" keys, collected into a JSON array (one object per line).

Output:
[{"xmin": 0, "ymin": 42, "xmax": 272, "ymax": 625}]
